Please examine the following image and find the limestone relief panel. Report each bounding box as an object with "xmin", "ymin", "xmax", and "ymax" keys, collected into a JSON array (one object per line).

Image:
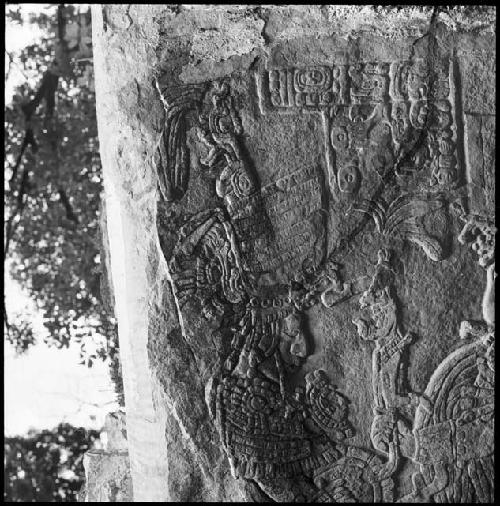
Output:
[{"xmin": 152, "ymin": 31, "xmax": 494, "ymax": 503}]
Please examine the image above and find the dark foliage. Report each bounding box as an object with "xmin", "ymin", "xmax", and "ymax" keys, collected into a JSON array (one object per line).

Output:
[
  {"xmin": 4, "ymin": 423, "xmax": 100, "ymax": 502},
  {"xmin": 4, "ymin": 5, "xmax": 121, "ymax": 376}
]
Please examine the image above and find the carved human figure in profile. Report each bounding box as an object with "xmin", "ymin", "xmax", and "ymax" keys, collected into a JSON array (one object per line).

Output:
[
  {"xmin": 350, "ymin": 224, "xmax": 495, "ymax": 503},
  {"xmin": 205, "ymin": 288, "xmax": 395, "ymax": 503},
  {"xmin": 226, "ymin": 297, "xmax": 309, "ymax": 392},
  {"xmin": 206, "ymin": 294, "xmax": 319, "ymax": 483},
  {"xmin": 399, "ymin": 213, "xmax": 495, "ymax": 503},
  {"xmin": 352, "ymin": 249, "xmax": 415, "ymax": 466}
]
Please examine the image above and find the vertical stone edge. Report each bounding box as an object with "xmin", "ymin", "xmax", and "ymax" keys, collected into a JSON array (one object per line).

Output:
[{"xmin": 91, "ymin": 5, "xmax": 170, "ymax": 501}]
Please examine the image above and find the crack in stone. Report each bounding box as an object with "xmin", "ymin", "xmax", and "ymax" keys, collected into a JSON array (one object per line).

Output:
[
  {"xmin": 451, "ymin": 52, "xmax": 467, "ymax": 191},
  {"xmin": 102, "ymin": 5, "xmax": 109, "ymax": 33}
]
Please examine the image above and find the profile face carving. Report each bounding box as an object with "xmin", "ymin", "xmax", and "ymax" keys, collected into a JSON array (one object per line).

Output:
[
  {"xmin": 359, "ymin": 286, "xmax": 397, "ymax": 340},
  {"xmin": 354, "ymin": 251, "xmax": 398, "ymax": 340},
  {"xmin": 279, "ymin": 311, "xmax": 308, "ymax": 369}
]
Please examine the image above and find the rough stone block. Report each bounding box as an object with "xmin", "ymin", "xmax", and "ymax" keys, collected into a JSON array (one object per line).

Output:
[
  {"xmin": 82, "ymin": 450, "xmax": 132, "ymax": 502},
  {"xmin": 79, "ymin": 412, "xmax": 132, "ymax": 502},
  {"xmin": 103, "ymin": 411, "xmax": 128, "ymax": 451}
]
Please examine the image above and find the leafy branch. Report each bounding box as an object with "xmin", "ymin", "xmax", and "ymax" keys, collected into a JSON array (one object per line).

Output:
[{"xmin": 4, "ymin": 4, "xmax": 79, "ymax": 338}]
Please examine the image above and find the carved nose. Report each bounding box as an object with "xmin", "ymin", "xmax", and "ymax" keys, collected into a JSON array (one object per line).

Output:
[{"xmin": 291, "ymin": 341, "xmax": 307, "ymax": 358}]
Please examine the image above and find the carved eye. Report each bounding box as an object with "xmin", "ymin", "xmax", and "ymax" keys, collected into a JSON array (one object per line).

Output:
[
  {"xmin": 337, "ymin": 164, "xmax": 361, "ymax": 193},
  {"xmin": 330, "ymin": 127, "xmax": 349, "ymax": 150}
]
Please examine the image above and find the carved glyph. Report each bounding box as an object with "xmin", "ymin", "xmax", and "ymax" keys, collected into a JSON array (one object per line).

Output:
[{"xmin": 256, "ymin": 58, "xmax": 459, "ymax": 198}]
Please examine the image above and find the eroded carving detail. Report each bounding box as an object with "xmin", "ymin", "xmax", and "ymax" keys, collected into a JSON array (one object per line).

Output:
[
  {"xmin": 167, "ymin": 205, "xmax": 398, "ymax": 500},
  {"xmin": 206, "ymin": 295, "xmax": 345, "ymax": 482},
  {"xmin": 168, "ymin": 208, "xmax": 248, "ymax": 317},
  {"xmin": 206, "ymin": 292, "xmax": 398, "ymax": 502}
]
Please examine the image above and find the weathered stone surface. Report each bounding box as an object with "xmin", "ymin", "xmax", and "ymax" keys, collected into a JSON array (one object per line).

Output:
[
  {"xmin": 82, "ymin": 451, "xmax": 132, "ymax": 502},
  {"xmin": 80, "ymin": 412, "xmax": 132, "ymax": 502},
  {"xmin": 93, "ymin": 5, "xmax": 495, "ymax": 502}
]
